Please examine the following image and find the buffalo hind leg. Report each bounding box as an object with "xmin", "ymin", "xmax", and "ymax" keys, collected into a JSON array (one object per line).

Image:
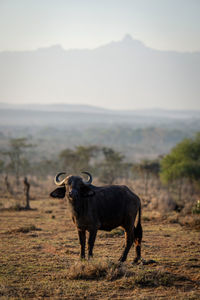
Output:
[
  {"xmin": 133, "ymin": 238, "xmax": 142, "ymax": 263},
  {"xmin": 88, "ymin": 229, "xmax": 97, "ymax": 259},
  {"xmin": 133, "ymin": 223, "xmax": 142, "ymax": 263},
  {"xmin": 78, "ymin": 230, "xmax": 86, "ymax": 259},
  {"xmin": 119, "ymin": 230, "xmax": 134, "ymax": 262}
]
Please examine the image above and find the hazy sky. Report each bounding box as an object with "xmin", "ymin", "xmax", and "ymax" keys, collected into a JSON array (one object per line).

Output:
[
  {"xmin": 0, "ymin": 0, "xmax": 200, "ymax": 110},
  {"xmin": 0, "ymin": 0, "xmax": 200, "ymax": 52}
]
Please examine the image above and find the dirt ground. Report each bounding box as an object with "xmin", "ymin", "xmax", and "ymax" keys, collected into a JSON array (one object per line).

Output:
[{"xmin": 0, "ymin": 196, "xmax": 200, "ymax": 299}]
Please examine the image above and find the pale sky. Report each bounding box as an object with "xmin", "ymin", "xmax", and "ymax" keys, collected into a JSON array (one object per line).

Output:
[{"xmin": 0, "ymin": 0, "xmax": 200, "ymax": 52}]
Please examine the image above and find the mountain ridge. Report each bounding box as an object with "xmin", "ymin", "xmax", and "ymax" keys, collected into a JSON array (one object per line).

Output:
[
  {"xmin": 0, "ymin": 103, "xmax": 200, "ymax": 125},
  {"xmin": 1, "ymin": 35, "xmax": 199, "ymax": 54},
  {"xmin": 0, "ymin": 35, "xmax": 199, "ymax": 110}
]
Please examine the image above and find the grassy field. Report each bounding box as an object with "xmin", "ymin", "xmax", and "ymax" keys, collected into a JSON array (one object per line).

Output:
[{"xmin": 0, "ymin": 193, "xmax": 200, "ymax": 299}]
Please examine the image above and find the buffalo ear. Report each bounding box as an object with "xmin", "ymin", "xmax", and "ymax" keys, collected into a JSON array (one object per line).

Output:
[
  {"xmin": 80, "ymin": 185, "xmax": 95, "ymax": 197},
  {"xmin": 50, "ymin": 186, "xmax": 66, "ymax": 198}
]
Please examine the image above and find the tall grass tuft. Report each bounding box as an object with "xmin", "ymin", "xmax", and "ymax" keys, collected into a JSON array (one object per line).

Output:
[{"xmin": 67, "ymin": 260, "xmax": 130, "ymax": 281}]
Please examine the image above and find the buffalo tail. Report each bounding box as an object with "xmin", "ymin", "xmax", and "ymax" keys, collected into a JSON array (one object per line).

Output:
[{"xmin": 134, "ymin": 204, "xmax": 142, "ymax": 241}]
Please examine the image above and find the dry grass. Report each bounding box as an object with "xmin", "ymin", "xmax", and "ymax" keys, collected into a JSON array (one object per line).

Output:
[
  {"xmin": 0, "ymin": 184, "xmax": 200, "ymax": 299},
  {"xmin": 131, "ymin": 269, "xmax": 188, "ymax": 287},
  {"xmin": 3, "ymin": 224, "xmax": 41, "ymax": 234},
  {"xmin": 67, "ymin": 260, "xmax": 130, "ymax": 281}
]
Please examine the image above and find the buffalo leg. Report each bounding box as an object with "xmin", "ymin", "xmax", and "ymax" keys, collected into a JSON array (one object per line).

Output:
[
  {"xmin": 78, "ymin": 230, "xmax": 86, "ymax": 259},
  {"xmin": 133, "ymin": 237, "xmax": 142, "ymax": 263},
  {"xmin": 119, "ymin": 230, "xmax": 134, "ymax": 262},
  {"xmin": 133, "ymin": 222, "xmax": 142, "ymax": 263},
  {"xmin": 88, "ymin": 229, "xmax": 97, "ymax": 259}
]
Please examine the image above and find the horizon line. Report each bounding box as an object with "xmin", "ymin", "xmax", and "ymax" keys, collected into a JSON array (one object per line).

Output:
[{"xmin": 0, "ymin": 102, "xmax": 199, "ymax": 113}]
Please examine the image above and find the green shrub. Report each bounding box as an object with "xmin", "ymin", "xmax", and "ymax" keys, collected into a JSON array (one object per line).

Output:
[{"xmin": 192, "ymin": 200, "xmax": 200, "ymax": 214}]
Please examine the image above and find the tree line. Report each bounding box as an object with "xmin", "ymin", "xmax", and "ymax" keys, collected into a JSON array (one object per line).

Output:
[{"xmin": 1, "ymin": 133, "xmax": 200, "ymax": 205}]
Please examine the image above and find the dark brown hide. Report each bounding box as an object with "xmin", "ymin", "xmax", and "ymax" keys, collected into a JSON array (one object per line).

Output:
[{"xmin": 50, "ymin": 174, "xmax": 142, "ymax": 262}]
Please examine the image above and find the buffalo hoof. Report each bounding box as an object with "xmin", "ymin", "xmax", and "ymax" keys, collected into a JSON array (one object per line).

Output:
[{"xmin": 132, "ymin": 257, "xmax": 141, "ymax": 264}]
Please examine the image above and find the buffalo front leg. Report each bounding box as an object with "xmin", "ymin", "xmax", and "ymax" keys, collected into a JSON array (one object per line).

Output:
[
  {"xmin": 78, "ymin": 230, "xmax": 86, "ymax": 259},
  {"xmin": 119, "ymin": 230, "xmax": 134, "ymax": 262},
  {"xmin": 88, "ymin": 229, "xmax": 97, "ymax": 259}
]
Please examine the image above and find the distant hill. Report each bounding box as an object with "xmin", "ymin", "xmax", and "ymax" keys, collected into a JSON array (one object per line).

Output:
[
  {"xmin": 0, "ymin": 103, "xmax": 108, "ymax": 113},
  {"xmin": 0, "ymin": 103, "xmax": 200, "ymax": 127},
  {"xmin": 0, "ymin": 35, "xmax": 199, "ymax": 109}
]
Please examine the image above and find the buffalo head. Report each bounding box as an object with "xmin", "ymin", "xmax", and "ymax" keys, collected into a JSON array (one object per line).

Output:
[{"xmin": 50, "ymin": 171, "xmax": 94, "ymax": 201}]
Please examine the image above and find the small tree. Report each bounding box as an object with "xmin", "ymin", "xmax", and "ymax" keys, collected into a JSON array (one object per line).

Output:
[
  {"xmin": 59, "ymin": 148, "xmax": 78, "ymax": 173},
  {"xmin": 59, "ymin": 145, "xmax": 99, "ymax": 174},
  {"xmin": 2, "ymin": 138, "xmax": 33, "ymax": 186},
  {"xmin": 160, "ymin": 133, "xmax": 200, "ymax": 201},
  {"xmin": 4, "ymin": 175, "xmax": 14, "ymax": 195},
  {"xmin": 135, "ymin": 159, "xmax": 160, "ymax": 196},
  {"xmin": 75, "ymin": 145, "xmax": 99, "ymax": 172},
  {"xmin": 98, "ymin": 147, "xmax": 125, "ymax": 184}
]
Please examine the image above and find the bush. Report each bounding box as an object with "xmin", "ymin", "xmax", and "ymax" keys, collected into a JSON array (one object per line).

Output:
[{"xmin": 192, "ymin": 200, "xmax": 200, "ymax": 214}]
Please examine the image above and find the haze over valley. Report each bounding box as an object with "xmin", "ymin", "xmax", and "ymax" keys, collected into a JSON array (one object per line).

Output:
[{"xmin": 1, "ymin": 103, "xmax": 200, "ymax": 161}]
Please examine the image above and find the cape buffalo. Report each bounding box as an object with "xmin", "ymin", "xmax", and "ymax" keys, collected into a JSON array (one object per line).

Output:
[{"xmin": 50, "ymin": 171, "xmax": 142, "ymax": 262}]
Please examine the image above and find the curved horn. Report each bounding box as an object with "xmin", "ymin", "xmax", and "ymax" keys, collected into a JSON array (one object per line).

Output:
[
  {"xmin": 54, "ymin": 172, "xmax": 66, "ymax": 186},
  {"xmin": 81, "ymin": 171, "xmax": 93, "ymax": 185}
]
